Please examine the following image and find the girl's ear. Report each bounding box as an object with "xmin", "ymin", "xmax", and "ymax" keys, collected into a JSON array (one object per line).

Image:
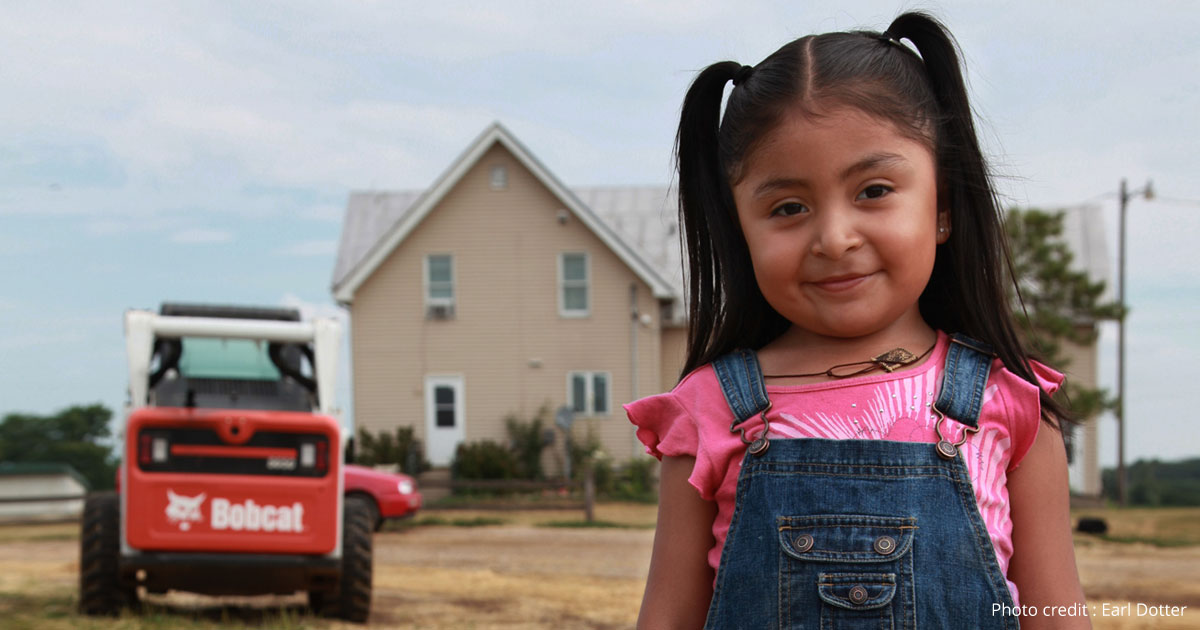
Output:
[{"xmin": 936, "ymin": 209, "xmax": 951, "ymax": 244}]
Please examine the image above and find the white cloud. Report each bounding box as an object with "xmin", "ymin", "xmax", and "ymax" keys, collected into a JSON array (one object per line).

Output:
[{"xmin": 169, "ymin": 229, "xmax": 235, "ymax": 244}]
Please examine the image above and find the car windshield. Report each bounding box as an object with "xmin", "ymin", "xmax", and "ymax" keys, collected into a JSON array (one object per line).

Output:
[{"xmin": 177, "ymin": 337, "xmax": 281, "ymax": 381}]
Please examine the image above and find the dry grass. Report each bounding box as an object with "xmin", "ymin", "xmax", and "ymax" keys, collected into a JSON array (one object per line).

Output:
[
  {"xmin": 0, "ymin": 521, "xmax": 77, "ymax": 543},
  {"xmin": 0, "ymin": 503, "xmax": 1196, "ymax": 629},
  {"xmin": 1073, "ymin": 507, "xmax": 1200, "ymax": 546}
]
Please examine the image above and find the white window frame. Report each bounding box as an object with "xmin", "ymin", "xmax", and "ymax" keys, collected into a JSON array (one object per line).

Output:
[
  {"xmin": 424, "ymin": 253, "xmax": 455, "ymax": 319},
  {"xmin": 558, "ymin": 252, "xmax": 590, "ymax": 318},
  {"xmin": 566, "ymin": 370, "xmax": 611, "ymax": 417}
]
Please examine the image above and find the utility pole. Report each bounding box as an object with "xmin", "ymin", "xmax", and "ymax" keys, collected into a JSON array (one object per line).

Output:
[{"xmin": 1116, "ymin": 178, "xmax": 1153, "ymax": 506}]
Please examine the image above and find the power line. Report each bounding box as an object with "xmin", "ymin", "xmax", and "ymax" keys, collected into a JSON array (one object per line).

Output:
[{"xmin": 1152, "ymin": 196, "xmax": 1200, "ymax": 208}]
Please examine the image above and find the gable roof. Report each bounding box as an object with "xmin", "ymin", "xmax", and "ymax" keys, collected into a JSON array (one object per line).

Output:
[
  {"xmin": 331, "ymin": 122, "xmax": 678, "ymax": 305},
  {"xmin": 331, "ymin": 123, "xmax": 1111, "ymax": 313}
]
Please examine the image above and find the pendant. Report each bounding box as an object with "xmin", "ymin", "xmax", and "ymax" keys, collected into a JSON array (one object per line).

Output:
[{"xmin": 873, "ymin": 347, "xmax": 917, "ymax": 372}]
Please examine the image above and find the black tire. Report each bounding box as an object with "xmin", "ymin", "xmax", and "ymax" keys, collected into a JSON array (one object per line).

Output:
[
  {"xmin": 317, "ymin": 496, "xmax": 373, "ymax": 622},
  {"xmin": 362, "ymin": 495, "xmax": 383, "ymax": 532},
  {"xmin": 78, "ymin": 492, "xmax": 136, "ymax": 615}
]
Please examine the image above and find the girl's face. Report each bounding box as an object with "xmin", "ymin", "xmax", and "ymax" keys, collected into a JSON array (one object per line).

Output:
[{"xmin": 731, "ymin": 106, "xmax": 948, "ymax": 344}]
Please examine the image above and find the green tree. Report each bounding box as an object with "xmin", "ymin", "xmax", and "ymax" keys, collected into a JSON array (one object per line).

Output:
[
  {"xmin": 1005, "ymin": 208, "xmax": 1120, "ymax": 421},
  {"xmin": 0, "ymin": 404, "xmax": 118, "ymax": 490}
]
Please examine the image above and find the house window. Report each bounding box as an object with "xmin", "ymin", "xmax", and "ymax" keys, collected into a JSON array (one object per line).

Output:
[
  {"xmin": 559, "ymin": 252, "xmax": 589, "ymax": 317},
  {"xmin": 568, "ymin": 371, "xmax": 610, "ymax": 416},
  {"xmin": 425, "ymin": 254, "xmax": 455, "ymax": 319},
  {"xmin": 434, "ymin": 385, "xmax": 456, "ymax": 427},
  {"xmin": 490, "ymin": 165, "xmax": 508, "ymax": 190}
]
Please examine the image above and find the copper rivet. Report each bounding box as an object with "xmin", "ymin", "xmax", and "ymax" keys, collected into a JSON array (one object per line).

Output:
[
  {"xmin": 936, "ymin": 440, "xmax": 957, "ymax": 460},
  {"xmin": 794, "ymin": 533, "xmax": 813, "ymax": 553},
  {"xmin": 849, "ymin": 585, "xmax": 868, "ymax": 604},
  {"xmin": 874, "ymin": 535, "xmax": 896, "ymax": 555}
]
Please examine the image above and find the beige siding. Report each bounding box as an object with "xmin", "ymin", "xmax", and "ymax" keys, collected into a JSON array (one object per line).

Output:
[
  {"xmin": 351, "ymin": 142, "xmax": 665, "ymax": 469},
  {"xmin": 659, "ymin": 325, "xmax": 688, "ymax": 392}
]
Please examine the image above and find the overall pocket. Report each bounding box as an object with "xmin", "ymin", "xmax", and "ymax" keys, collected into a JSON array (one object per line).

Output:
[{"xmin": 777, "ymin": 514, "xmax": 916, "ymax": 630}]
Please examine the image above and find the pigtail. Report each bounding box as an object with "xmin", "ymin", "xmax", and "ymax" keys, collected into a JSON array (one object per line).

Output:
[
  {"xmin": 887, "ymin": 12, "xmax": 1073, "ymax": 426},
  {"xmin": 675, "ymin": 61, "xmax": 741, "ymax": 378}
]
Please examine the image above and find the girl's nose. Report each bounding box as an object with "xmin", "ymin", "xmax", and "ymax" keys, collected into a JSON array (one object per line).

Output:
[{"xmin": 809, "ymin": 210, "xmax": 864, "ymax": 259}]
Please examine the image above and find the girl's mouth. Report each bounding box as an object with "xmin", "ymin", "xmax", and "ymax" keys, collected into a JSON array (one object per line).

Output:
[{"xmin": 809, "ymin": 273, "xmax": 872, "ymax": 292}]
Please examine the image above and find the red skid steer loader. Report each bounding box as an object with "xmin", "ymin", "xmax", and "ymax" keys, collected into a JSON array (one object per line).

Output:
[{"xmin": 79, "ymin": 303, "xmax": 372, "ymax": 621}]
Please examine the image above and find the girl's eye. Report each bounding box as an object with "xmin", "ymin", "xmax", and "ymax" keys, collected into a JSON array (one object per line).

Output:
[
  {"xmin": 857, "ymin": 184, "xmax": 892, "ymax": 201},
  {"xmin": 770, "ymin": 202, "xmax": 808, "ymax": 217}
]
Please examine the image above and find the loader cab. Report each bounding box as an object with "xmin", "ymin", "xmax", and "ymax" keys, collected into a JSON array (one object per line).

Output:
[
  {"xmin": 149, "ymin": 335, "xmax": 316, "ymax": 412},
  {"xmin": 128, "ymin": 303, "xmax": 338, "ymax": 418}
]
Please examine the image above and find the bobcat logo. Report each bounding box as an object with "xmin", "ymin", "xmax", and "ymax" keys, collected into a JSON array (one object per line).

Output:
[{"xmin": 166, "ymin": 490, "xmax": 206, "ymax": 531}]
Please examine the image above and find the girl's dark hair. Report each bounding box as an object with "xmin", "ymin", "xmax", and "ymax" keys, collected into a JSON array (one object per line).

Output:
[{"xmin": 675, "ymin": 11, "xmax": 1070, "ymax": 425}]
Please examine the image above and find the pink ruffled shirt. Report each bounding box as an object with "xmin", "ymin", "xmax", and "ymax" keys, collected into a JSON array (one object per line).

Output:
[{"xmin": 625, "ymin": 331, "xmax": 1062, "ymax": 605}]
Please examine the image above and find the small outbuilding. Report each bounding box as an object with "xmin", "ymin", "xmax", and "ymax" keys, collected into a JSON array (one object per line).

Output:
[{"xmin": 0, "ymin": 462, "xmax": 90, "ymax": 522}]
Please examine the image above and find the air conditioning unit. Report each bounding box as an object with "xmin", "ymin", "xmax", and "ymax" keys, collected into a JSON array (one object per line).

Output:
[{"xmin": 426, "ymin": 303, "xmax": 455, "ymax": 320}]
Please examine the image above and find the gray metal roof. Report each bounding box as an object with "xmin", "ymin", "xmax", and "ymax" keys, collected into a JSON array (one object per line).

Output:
[
  {"xmin": 331, "ymin": 185, "xmax": 688, "ymax": 303},
  {"xmin": 331, "ymin": 189, "xmax": 424, "ymax": 292},
  {"xmin": 333, "ymin": 187, "xmax": 1110, "ymax": 314},
  {"xmin": 332, "ymin": 123, "xmax": 677, "ymax": 305},
  {"xmin": 573, "ymin": 186, "xmax": 684, "ymax": 298}
]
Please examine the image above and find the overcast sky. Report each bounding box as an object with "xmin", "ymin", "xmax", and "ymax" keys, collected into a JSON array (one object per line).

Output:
[{"xmin": 2, "ymin": 1, "xmax": 1197, "ymax": 470}]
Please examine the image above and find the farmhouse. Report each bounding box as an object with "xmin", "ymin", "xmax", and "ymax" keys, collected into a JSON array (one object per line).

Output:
[
  {"xmin": 332, "ymin": 123, "xmax": 686, "ymax": 471},
  {"xmin": 331, "ymin": 121, "xmax": 1107, "ymax": 498}
]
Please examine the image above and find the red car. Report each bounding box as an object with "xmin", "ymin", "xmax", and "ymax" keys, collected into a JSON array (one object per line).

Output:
[
  {"xmin": 116, "ymin": 463, "xmax": 422, "ymax": 532},
  {"xmin": 343, "ymin": 464, "xmax": 422, "ymax": 531}
]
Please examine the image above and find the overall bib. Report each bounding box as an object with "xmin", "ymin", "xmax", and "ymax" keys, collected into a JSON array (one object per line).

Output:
[{"xmin": 704, "ymin": 335, "xmax": 1019, "ymax": 630}]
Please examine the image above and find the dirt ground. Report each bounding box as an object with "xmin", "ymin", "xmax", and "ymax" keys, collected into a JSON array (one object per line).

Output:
[{"xmin": 1, "ymin": 505, "xmax": 1198, "ymax": 629}]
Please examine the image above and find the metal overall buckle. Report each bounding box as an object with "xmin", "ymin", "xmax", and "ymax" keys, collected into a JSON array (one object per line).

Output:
[
  {"xmin": 731, "ymin": 402, "xmax": 772, "ymax": 456},
  {"xmin": 932, "ymin": 405, "xmax": 979, "ymax": 460}
]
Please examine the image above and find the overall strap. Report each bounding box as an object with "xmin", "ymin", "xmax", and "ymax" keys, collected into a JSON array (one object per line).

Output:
[
  {"xmin": 711, "ymin": 349, "xmax": 771, "ymax": 455},
  {"xmin": 933, "ymin": 334, "xmax": 995, "ymax": 428}
]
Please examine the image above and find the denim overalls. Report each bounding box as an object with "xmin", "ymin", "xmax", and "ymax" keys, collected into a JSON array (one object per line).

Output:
[{"xmin": 704, "ymin": 335, "xmax": 1019, "ymax": 629}]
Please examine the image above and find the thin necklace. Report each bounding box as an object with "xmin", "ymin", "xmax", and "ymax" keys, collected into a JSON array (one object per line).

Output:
[{"xmin": 763, "ymin": 339, "xmax": 938, "ymax": 380}]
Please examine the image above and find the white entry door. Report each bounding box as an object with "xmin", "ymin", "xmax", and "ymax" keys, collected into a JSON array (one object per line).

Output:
[{"xmin": 424, "ymin": 375, "xmax": 465, "ymax": 467}]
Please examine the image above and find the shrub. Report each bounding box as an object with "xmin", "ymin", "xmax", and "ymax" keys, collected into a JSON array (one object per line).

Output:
[
  {"xmin": 566, "ymin": 428, "xmax": 657, "ymax": 502},
  {"xmin": 506, "ymin": 407, "xmax": 551, "ymax": 480},
  {"xmin": 612, "ymin": 457, "xmax": 657, "ymax": 502},
  {"xmin": 451, "ymin": 440, "xmax": 520, "ymax": 481},
  {"xmin": 567, "ymin": 429, "xmax": 605, "ymax": 479},
  {"xmin": 354, "ymin": 426, "xmax": 429, "ymax": 476}
]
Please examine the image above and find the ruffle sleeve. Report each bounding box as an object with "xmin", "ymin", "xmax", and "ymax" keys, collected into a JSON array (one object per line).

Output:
[
  {"xmin": 623, "ymin": 391, "xmax": 701, "ymax": 461},
  {"xmin": 998, "ymin": 360, "xmax": 1065, "ymax": 471}
]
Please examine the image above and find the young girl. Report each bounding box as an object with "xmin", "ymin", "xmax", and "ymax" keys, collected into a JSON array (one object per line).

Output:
[{"xmin": 626, "ymin": 12, "xmax": 1091, "ymax": 630}]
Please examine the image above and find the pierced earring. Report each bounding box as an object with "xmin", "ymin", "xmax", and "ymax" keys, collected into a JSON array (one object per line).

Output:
[{"xmin": 938, "ymin": 228, "xmax": 946, "ymax": 233}]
